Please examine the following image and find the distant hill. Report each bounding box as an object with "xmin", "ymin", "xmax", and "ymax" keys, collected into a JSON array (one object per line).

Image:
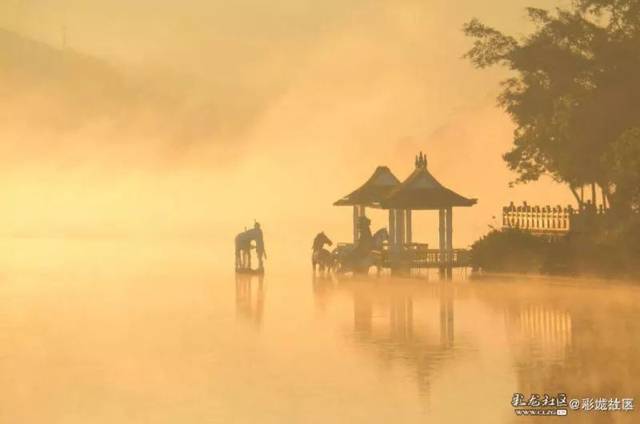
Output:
[
  {"xmin": 0, "ymin": 28, "xmax": 143, "ymax": 129},
  {"xmin": 0, "ymin": 28, "xmax": 121, "ymax": 83},
  {"xmin": 0, "ymin": 29, "xmax": 250, "ymax": 164}
]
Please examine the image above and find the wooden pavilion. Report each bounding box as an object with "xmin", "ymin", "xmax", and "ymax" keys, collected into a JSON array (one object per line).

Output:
[
  {"xmin": 382, "ymin": 153, "xmax": 476, "ymax": 276},
  {"xmin": 333, "ymin": 166, "xmax": 400, "ymax": 243},
  {"xmin": 334, "ymin": 153, "xmax": 477, "ymax": 277}
]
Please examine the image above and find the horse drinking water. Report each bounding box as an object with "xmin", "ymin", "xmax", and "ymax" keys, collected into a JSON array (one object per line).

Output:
[
  {"xmin": 235, "ymin": 222, "xmax": 267, "ymax": 272},
  {"xmin": 312, "ymin": 232, "xmax": 333, "ymax": 274}
]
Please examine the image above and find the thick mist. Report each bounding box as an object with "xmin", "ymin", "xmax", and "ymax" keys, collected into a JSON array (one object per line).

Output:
[{"xmin": 0, "ymin": 0, "xmax": 572, "ymax": 255}]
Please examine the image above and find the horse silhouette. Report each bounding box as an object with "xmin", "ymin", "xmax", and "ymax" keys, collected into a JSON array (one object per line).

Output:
[
  {"xmin": 333, "ymin": 227, "xmax": 389, "ymax": 274},
  {"xmin": 312, "ymin": 232, "xmax": 333, "ymax": 274},
  {"xmin": 235, "ymin": 223, "xmax": 266, "ymax": 271}
]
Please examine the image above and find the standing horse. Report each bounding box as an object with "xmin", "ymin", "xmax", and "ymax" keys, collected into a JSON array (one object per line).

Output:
[
  {"xmin": 312, "ymin": 232, "xmax": 333, "ymax": 274},
  {"xmin": 235, "ymin": 224, "xmax": 267, "ymax": 272}
]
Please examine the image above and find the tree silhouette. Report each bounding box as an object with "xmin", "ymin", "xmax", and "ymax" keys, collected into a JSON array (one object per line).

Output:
[{"xmin": 464, "ymin": 0, "xmax": 640, "ymax": 212}]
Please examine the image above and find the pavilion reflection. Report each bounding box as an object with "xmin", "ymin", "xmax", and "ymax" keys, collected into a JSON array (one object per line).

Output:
[
  {"xmin": 235, "ymin": 273, "xmax": 264, "ymax": 328},
  {"xmin": 338, "ymin": 280, "xmax": 460, "ymax": 398}
]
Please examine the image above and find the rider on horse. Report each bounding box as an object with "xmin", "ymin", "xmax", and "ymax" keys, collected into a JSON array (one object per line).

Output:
[
  {"xmin": 352, "ymin": 216, "xmax": 373, "ymax": 260},
  {"xmin": 253, "ymin": 222, "xmax": 267, "ymax": 270}
]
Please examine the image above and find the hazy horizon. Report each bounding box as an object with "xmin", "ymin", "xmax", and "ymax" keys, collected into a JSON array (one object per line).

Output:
[{"xmin": 0, "ymin": 0, "xmax": 574, "ymax": 249}]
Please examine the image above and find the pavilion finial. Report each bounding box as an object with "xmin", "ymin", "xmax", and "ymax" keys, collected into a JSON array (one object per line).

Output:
[{"xmin": 415, "ymin": 151, "xmax": 427, "ymax": 169}]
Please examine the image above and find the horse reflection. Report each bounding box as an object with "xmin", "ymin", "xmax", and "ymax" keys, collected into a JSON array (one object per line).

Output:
[
  {"xmin": 235, "ymin": 273, "xmax": 265, "ymax": 327},
  {"xmin": 312, "ymin": 273, "xmax": 335, "ymax": 311}
]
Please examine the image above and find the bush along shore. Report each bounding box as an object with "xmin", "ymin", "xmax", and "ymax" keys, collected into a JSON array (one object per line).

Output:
[{"xmin": 470, "ymin": 214, "xmax": 640, "ymax": 278}]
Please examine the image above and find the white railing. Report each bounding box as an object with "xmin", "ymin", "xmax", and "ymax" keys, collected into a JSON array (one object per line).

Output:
[
  {"xmin": 502, "ymin": 202, "xmax": 607, "ymax": 234},
  {"xmin": 503, "ymin": 203, "xmax": 573, "ymax": 233}
]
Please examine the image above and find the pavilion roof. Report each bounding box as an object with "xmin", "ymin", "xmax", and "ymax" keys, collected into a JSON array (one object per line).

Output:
[
  {"xmin": 333, "ymin": 166, "xmax": 400, "ymax": 207},
  {"xmin": 381, "ymin": 161, "xmax": 477, "ymax": 210}
]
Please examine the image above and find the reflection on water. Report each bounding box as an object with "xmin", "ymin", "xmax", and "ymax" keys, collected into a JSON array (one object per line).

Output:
[
  {"xmin": 477, "ymin": 282, "xmax": 640, "ymax": 422},
  {"xmin": 311, "ymin": 274, "xmax": 335, "ymax": 313},
  {"xmin": 0, "ymin": 240, "xmax": 638, "ymax": 423},
  {"xmin": 311, "ymin": 275, "xmax": 640, "ymax": 423},
  {"xmin": 342, "ymin": 281, "xmax": 459, "ymax": 402},
  {"xmin": 235, "ymin": 273, "xmax": 265, "ymax": 328},
  {"xmin": 505, "ymin": 304, "xmax": 572, "ymax": 362},
  {"xmin": 440, "ymin": 287, "xmax": 454, "ymax": 348}
]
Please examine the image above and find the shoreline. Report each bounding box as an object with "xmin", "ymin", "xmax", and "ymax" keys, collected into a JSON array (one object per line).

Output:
[{"xmin": 469, "ymin": 270, "xmax": 640, "ymax": 288}]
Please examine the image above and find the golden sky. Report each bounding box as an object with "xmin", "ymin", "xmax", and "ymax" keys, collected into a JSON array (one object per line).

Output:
[{"xmin": 0, "ymin": 0, "xmax": 573, "ymax": 249}]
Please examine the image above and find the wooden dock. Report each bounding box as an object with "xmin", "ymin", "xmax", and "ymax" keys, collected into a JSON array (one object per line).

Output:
[
  {"xmin": 383, "ymin": 248, "xmax": 471, "ymax": 269},
  {"xmin": 384, "ymin": 249, "xmax": 471, "ymax": 269},
  {"xmin": 235, "ymin": 268, "xmax": 265, "ymax": 275},
  {"xmin": 338, "ymin": 242, "xmax": 472, "ymax": 271}
]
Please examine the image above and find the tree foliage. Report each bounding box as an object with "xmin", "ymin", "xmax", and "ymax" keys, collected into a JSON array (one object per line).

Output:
[
  {"xmin": 464, "ymin": 0, "xmax": 640, "ymax": 211},
  {"xmin": 604, "ymin": 128, "xmax": 640, "ymax": 209}
]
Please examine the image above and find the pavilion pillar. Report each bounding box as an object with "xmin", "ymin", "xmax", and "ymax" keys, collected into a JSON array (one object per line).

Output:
[
  {"xmin": 405, "ymin": 210, "xmax": 412, "ymax": 244},
  {"xmin": 438, "ymin": 208, "xmax": 445, "ymax": 276},
  {"xmin": 353, "ymin": 206, "xmax": 359, "ymax": 243},
  {"xmin": 353, "ymin": 205, "xmax": 366, "ymax": 243},
  {"xmin": 446, "ymin": 206, "xmax": 453, "ymax": 280},
  {"xmin": 396, "ymin": 209, "xmax": 405, "ymax": 247},
  {"xmin": 388, "ymin": 209, "xmax": 396, "ymax": 247}
]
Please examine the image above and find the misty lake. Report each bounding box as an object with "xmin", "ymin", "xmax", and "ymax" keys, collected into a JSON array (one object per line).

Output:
[{"xmin": 0, "ymin": 239, "xmax": 638, "ymax": 423}]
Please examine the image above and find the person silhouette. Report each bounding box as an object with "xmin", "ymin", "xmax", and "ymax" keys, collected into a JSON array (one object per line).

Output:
[
  {"xmin": 353, "ymin": 216, "xmax": 373, "ymax": 259},
  {"xmin": 254, "ymin": 221, "xmax": 267, "ymax": 270}
]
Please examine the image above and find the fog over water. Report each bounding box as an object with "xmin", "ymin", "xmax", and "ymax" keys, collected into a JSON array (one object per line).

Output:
[
  {"xmin": 0, "ymin": 240, "xmax": 638, "ymax": 423},
  {"xmin": 2, "ymin": 1, "xmax": 638, "ymax": 422}
]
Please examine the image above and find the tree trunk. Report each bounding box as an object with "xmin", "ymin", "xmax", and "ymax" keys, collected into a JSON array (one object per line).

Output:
[
  {"xmin": 598, "ymin": 181, "xmax": 614, "ymax": 210},
  {"xmin": 599, "ymin": 183, "xmax": 608, "ymax": 210},
  {"xmin": 569, "ymin": 185, "xmax": 583, "ymax": 208}
]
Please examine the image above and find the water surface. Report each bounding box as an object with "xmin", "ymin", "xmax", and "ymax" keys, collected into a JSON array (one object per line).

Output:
[{"xmin": 0, "ymin": 239, "xmax": 638, "ymax": 423}]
